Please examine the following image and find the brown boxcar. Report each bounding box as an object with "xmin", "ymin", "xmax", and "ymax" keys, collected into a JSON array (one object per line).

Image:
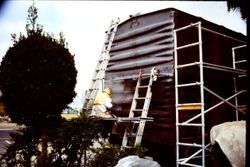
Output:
[{"xmin": 104, "ymin": 8, "xmax": 246, "ymax": 166}]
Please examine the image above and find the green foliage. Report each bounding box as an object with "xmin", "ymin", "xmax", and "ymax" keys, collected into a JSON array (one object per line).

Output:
[
  {"xmin": 0, "ymin": 114, "xmax": 104, "ymax": 166},
  {"xmin": 0, "ymin": 127, "xmax": 40, "ymax": 166},
  {"xmin": 0, "ymin": 5, "xmax": 77, "ymax": 127},
  {"xmin": 26, "ymin": 4, "xmax": 43, "ymax": 36},
  {"xmin": 0, "ymin": 112, "xmax": 148, "ymax": 166},
  {"xmin": 48, "ymin": 113, "xmax": 103, "ymax": 166},
  {"xmin": 0, "ymin": 5, "xmax": 77, "ymax": 165},
  {"xmin": 227, "ymin": 0, "xmax": 247, "ymax": 20},
  {"xmin": 89, "ymin": 144, "xmax": 147, "ymax": 167}
]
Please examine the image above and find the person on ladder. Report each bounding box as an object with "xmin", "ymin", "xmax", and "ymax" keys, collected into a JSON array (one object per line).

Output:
[{"xmin": 91, "ymin": 88, "xmax": 115, "ymax": 118}]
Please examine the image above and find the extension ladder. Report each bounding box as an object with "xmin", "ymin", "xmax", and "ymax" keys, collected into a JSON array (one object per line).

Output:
[
  {"xmin": 121, "ymin": 67, "xmax": 158, "ymax": 148},
  {"xmin": 83, "ymin": 19, "xmax": 119, "ymax": 112}
]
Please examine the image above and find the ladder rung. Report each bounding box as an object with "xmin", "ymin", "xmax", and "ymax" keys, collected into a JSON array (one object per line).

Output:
[
  {"xmin": 98, "ymin": 57, "xmax": 109, "ymax": 62},
  {"xmin": 128, "ymin": 133, "xmax": 136, "ymax": 137},
  {"xmin": 95, "ymin": 69, "xmax": 105, "ymax": 72},
  {"xmin": 138, "ymin": 85, "xmax": 149, "ymax": 89},
  {"xmin": 125, "ymin": 132, "xmax": 136, "ymax": 138},
  {"xmin": 135, "ymin": 97, "xmax": 146, "ymax": 100},
  {"xmin": 132, "ymin": 109, "xmax": 143, "ymax": 112},
  {"xmin": 100, "ymin": 50, "xmax": 106, "ymax": 54},
  {"xmin": 92, "ymin": 78, "xmax": 103, "ymax": 81},
  {"xmin": 85, "ymin": 98, "xmax": 94, "ymax": 100},
  {"xmin": 177, "ymin": 82, "xmax": 201, "ymax": 87},
  {"xmin": 138, "ymin": 117, "xmax": 154, "ymax": 121},
  {"xmin": 116, "ymin": 117, "xmax": 153, "ymax": 122},
  {"xmin": 122, "ymin": 146, "xmax": 133, "ymax": 149},
  {"xmin": 122, "ymin": 67, "xmax": 157, "ymax": 148},
  {"xmin": 178, "ymin": 142, "xmax": 202, "ymax": 147}
]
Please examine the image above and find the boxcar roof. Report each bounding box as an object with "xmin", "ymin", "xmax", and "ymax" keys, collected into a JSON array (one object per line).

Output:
[{"xmin": 119, "ymin": 7, "xmax": 246, "ymax": 42}]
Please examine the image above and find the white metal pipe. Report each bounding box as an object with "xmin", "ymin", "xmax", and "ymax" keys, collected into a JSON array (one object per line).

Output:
[
  {"xmin": 174, "ymin": 22, "xmax": 200, "ymax": 32},
  {"xmin": 177, "ymin": 62, "xmax": 200, "ymax": 68},
  {"xmin": 179, "ymin": 143, "xmax": 210, "ymax": 165},
  {"xmin": 180, "ymin": 148, "xmax": 203, "ymax": 164},
  {"xmin": 176, "ymin": 41, "xmax": 200, "ymax": 51},
  {"xmin": 183, "ymin": 89, "xmax": 246, "ymax": 124},
  {"xmin": 179, "ymin": 162, "xmax": 202, "ymax": 167},
  {"xmin": 201, "ymin": 27, "xmax": 246, "ymax": 44},
  {"xmin": 235, "ymin": 60, "xmax": 247, "ymax": 64},
  {"xmin": 178, "ymin": 103, "xmax": 202, "ymax": 106},
  {"xmin": 204, "ymin": 86, "xmax": 246, "ymax": 115},
  {"xmin": 177, "ymin": 82, "xmax": 201, "ymax": 87},
  {"xmin": 178, "ymin": 123, "xmax": 202, "ymax": 127},
  {"xmin": 232, "ymin": 44, "xmax": 247, "ymax": 120},
  {"xmin": 174, "ymin": 29, "xmax": 180, "ymax": 167},
  {"xmin": 178, "ymin": 142, "xmax": 202, "ymax": 147},
  {"xmin": 232, "ymin": 44, "xmax": 247, "ymax": 50},
  {"xmin": 174, "ymin": 22, "xmax": 246, "ymax": 44},
  {"xmin": 198, "ymin": 22, "xmax": 205, "ymax": 167},
  {"xmin": 203, "ymin": 62, "xmax": 246, "ymax": 74}
]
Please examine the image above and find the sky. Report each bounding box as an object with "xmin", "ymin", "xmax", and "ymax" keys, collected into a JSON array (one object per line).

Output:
[{"xmin": 0, "ymin": 1, "xmax": 246, "ymax": 109}]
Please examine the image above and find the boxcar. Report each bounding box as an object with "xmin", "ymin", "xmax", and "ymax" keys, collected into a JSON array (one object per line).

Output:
[{"xmin": 104, "ymin": 8, "xmax": 246, "ymax": 166}]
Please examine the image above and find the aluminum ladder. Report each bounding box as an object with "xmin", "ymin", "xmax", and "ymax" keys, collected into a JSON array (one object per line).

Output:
[
  {"xmin": 121, "ymin": 67, "xmax": 158, "ymax": 148},
  {"xmin": 83, "ymin": 19, "xmax": 119, "ymax": 112}
]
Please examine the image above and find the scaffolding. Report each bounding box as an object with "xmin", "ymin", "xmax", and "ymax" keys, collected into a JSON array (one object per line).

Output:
[
  {"xmin": 232, "ymin": 44, "xmax": 247, "ymax": 120},
  {"xmin": 174, "ymin": 22, "xmax": 247, "ymax": 167}
]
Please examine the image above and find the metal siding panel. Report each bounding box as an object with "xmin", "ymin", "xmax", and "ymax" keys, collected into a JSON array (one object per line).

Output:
[
  {"xmin": 105, "ymin": 10, "xmax": 176, "ymax": 144},
  {"xmin": 107, "ymin": 12, "xmax": 174, "ymax": 77}
]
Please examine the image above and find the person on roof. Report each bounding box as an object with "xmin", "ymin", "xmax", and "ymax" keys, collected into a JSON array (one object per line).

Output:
[{"xmin": 91, "ymin": 88, "xmax": 115, "ymax": 118}]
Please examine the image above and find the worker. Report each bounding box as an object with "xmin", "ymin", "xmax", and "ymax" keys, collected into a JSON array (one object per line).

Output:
[{"xmin": 91, "ymin": 88, "xmax": 115, "ymax": 118}]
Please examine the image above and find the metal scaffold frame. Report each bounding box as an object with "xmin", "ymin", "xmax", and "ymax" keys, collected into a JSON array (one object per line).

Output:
[
  {"xmin": 174, "ymin": 22, "xmax": 247, "ymax": 167},
  {"xmin": 232, "ymin": 44, "xmax": 247, "ymax": 120}
]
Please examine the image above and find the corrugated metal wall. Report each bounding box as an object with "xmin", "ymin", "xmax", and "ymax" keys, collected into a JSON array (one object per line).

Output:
[
  {"xmin": 105, "ymin": 10, "xmax": 176, "ymax": 143},
  {"xmin": 106, "ymin": 10, "xmax": 175, "ymax": 77}
]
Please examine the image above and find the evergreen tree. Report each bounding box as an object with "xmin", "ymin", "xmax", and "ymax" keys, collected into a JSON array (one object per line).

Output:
[
  {"xmin": 0, "ymin": 5, "xmax": 77, "ymax": 127},
  {"xmin": 227, "ymin": 0, "xmax": 247, "ymax": 20},
  {"xmin": 0, "ymin": 4, "xmax": 77, "ymax": 166}
]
